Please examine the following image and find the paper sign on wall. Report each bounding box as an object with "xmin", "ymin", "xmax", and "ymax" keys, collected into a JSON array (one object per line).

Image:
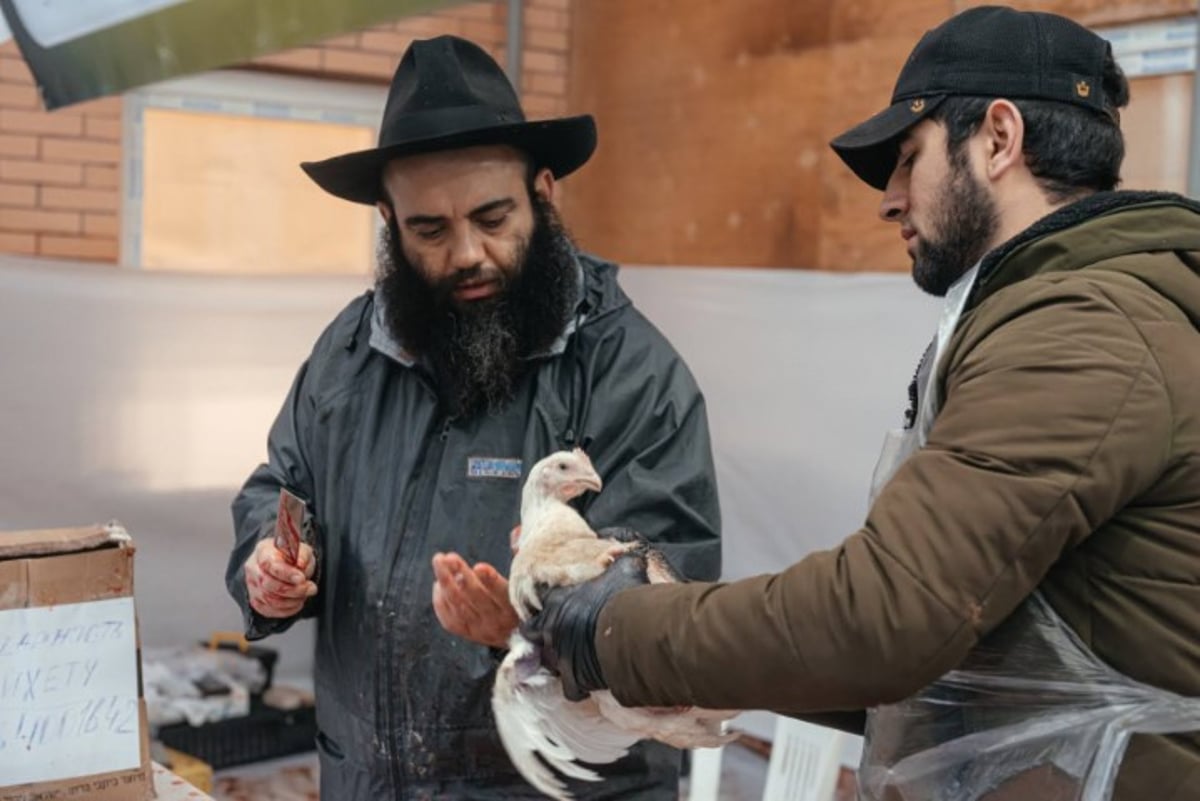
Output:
[{"xmin": 0, "ymin": 597, "xmax": 141, "ymax": 785}]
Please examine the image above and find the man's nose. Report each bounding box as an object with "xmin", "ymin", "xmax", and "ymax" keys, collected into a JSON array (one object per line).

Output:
[
  {"xmin": 878, "ymin": 171, "xmax": 908, "ymax": 223},
  {"xmin": 447, "ymin": 227, "xmax": 486, "ymax": 271}
]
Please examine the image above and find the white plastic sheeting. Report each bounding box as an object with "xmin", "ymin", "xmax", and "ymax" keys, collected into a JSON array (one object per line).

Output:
[{"xmin": 0, "ymin": 254, "xmax": 937, "ymax": 679}]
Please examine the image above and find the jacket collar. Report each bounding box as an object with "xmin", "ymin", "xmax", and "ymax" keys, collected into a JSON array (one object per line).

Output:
[
  {"xmin": 368, "ymin": 254, "xmax": 586, "ymax": 367},
  {"xmin": 970, "ymin": 190, "xmax": 1200, "ymax": 308}
]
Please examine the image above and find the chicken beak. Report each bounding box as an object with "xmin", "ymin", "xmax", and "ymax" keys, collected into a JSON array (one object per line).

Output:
[{"xmin": 579, "ymin": 472, "xmax": 603, "ymax": 494}]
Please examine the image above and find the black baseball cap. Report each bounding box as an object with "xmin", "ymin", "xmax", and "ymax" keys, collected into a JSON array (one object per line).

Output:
[{"xmin": 831, "ymin": 6, "xmax": 1116, "ymax": 190}]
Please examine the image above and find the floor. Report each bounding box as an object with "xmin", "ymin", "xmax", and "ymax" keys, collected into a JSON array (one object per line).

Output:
[{"xmin": 210, "ymin": 741, "xmax": 775, "ymax": 800}]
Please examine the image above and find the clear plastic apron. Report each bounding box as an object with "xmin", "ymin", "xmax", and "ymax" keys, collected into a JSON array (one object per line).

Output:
[{"xmin": 859, "ymin": 266, "xmax": 1200, "ymax": 801}]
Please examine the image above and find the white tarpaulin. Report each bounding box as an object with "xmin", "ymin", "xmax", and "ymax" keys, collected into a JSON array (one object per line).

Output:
[{"xmin": 0, "ymin": 255, "xmax": 937, "ymax": 681}]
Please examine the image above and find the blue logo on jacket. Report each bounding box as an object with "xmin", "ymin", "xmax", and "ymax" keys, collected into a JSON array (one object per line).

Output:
[{"xmin": 467, "ymin": 457, "xmax": 523, "ymax": 479}]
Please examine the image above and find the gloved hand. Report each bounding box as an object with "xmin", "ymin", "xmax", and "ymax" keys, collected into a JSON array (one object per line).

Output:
[{"xmin": 520, "ymin": 550, "xmax": 649, "ymax": 701}]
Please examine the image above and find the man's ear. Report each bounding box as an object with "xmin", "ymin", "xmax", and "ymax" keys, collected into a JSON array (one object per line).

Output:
[
  {"xmin": 377, "ymin": 201, "xmax": 394, "ymax": 223},
  {"xmin": 532, "ymin": 167, "xmax": 556, "ymax": 206},
  {"xmin": 980, "ymin": 99, "xmax": 1025, "ymax": 182}
]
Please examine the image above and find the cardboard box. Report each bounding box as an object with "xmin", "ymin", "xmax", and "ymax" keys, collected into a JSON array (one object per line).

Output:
[{"xmin": 0, "ymin": 524, "xmax": 154, "ymax": 801}]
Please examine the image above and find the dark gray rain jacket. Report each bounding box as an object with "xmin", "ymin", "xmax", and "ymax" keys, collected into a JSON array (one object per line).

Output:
[{"xmin": 226, "ymin": 254, "xmax": 722, "ymax": 800}]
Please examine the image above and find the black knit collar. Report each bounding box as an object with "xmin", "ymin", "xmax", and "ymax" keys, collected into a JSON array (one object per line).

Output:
[{"xmin": 973, "ymin": 189, "xmax": 1200, "ymax": 298}]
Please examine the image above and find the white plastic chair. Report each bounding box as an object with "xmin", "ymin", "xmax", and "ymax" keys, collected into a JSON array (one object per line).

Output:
[
  {"xmin": 687, "ymin": 744, "xmax": 725, "ymax": 801},
  {"xmin": 761, "ymin": 717, "xmax": 846, "ymax": 801},
  {"xmin": 687, "ymin": 715, "xmax": 854, "ymax": 801}
]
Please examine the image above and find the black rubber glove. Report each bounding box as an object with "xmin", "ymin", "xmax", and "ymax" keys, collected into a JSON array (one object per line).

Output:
[{"xmin": 520, "ymin": 550, "xmax": 649, "ymax": 701}]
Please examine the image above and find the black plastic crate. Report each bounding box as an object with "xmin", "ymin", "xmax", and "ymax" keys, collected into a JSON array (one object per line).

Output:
[{"xmin": 157, "ymin": 696, "xmax": 316, "ymax": 770}]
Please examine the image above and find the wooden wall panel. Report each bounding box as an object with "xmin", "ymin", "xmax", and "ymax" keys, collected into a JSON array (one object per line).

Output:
[
  {"xmin": 566, "ymin": 0, "xmax": 839, "ymax": 267},
  {"xmin": 831, "ymin": 0, "xmax": 952, "ymax": 42},
  {"xmin": 567, "ymin": 0, "xmax": 949, "ymax": 268},
  {"xmin": 567, "ymin": 0, "xmax": 1195, "ymax": 271},
  {"xmin": 817, "ymin": 35, "xmax": 937, "ymax": 273},
  {"xmin": 955, "ymin": 0, "xmax": 1194, "ymax": 27}
]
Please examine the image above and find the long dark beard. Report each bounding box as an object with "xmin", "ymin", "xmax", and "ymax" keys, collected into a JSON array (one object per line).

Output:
[
  {"xmin": 377, "ymin": 193, "xmax": 578, "ymax": 417},
  {"xmin": 913, "ymin": 148, "xmax": 1000, "ymax": 297}
]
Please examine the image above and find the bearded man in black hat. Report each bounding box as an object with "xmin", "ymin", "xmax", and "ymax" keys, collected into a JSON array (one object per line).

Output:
[{"xmin": 224, "ymin": 35, "xmax": 721, "ymax": 800}]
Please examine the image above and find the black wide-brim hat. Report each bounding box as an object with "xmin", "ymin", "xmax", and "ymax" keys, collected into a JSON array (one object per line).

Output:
[
  {"xmin": 830, "ymin": 6, "xmax": 1115, "ymax": 190},
  {"xmin": 302, "ymin": 35, "xmax": 596, "ymax": 205}
]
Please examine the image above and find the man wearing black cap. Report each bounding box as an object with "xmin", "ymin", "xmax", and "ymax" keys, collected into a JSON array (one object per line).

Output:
[
  {"xmin": 224, "ymin": 35, "xmax": 721, "ymax": 800},
  {"xmin": 524, "ymin": 7, "xmax": 1200, "ymax": 798}
]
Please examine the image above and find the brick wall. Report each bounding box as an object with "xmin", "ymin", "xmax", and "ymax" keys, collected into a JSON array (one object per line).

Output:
[
  {"xmin": 0, "ymin": 0, "xmax": 572, "ymax": 264},
  {"xmin": 0, "ymin": 44, "xmax": 123, "ymax": 260},
  {"xmin": 249, "ymin": 0, "xmax": 571, "ymax": 118}
]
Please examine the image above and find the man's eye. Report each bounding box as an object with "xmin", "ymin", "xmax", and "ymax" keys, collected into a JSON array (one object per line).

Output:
[
  {"xmin": 415, "ymin": 228, "xmax": 443, "ymax": 241},
  {"xmin": 479, "ymin": 217, "xmax": 505, "ymax": 231},
  {"xmin": 900, "ymin": 152, "xmax": 916, "ymax": 169}
]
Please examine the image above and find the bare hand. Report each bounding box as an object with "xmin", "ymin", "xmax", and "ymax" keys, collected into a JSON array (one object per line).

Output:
[
  {"xmin": 245, "ymin": 538, "xmax": 317, "ymax": 618},
  {"xmin": 431, "ymin": 552, "xmax": 519, "ymax": 649}
]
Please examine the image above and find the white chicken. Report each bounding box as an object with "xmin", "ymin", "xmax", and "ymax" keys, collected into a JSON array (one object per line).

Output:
[{"xmin": 492, "ymin": 448, "xmax": 736, "ymax": 800}]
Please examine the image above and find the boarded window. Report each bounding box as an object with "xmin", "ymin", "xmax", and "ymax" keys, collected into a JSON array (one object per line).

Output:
[{"xmin": 126, "ymin": 71, "xmax": 383, "ymax": 274}]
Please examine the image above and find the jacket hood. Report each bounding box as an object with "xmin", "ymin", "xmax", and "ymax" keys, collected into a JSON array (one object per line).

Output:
[{"xmin": 972, "ymin": 191, "xmax": 1200, "ymax": 328}]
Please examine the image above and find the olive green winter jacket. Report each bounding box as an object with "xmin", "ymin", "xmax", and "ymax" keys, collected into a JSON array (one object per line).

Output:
[{"xmin": 595, "ymin": 192, "xmax": 1200, "ymax": 800}]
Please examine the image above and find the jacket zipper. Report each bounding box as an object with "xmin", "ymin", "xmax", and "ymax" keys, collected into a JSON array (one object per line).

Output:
[{"xmin": 379, "ymin": 405, "xmax": 452, "ymax": 797}]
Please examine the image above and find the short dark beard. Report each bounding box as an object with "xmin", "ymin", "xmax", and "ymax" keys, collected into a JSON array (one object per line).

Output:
[
  {"xmin": 376, "ymin": 192, "xmax": 578, "ymax": 417},
  {"xmin": 913, "ymin": 146, "xmax": 1000, "ymax": 297}
]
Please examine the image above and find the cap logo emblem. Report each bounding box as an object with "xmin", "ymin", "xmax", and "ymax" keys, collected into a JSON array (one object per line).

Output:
[
  {"xmin": 909, "ymin": 98, "xmax": 926, "ymax": 113},
  {"xmin": 1076, "ymin": 80, "xmax": 1091, "ymax": 98}
]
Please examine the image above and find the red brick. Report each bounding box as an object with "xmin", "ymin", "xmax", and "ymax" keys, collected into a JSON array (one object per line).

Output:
[
  {"xmin": 0, "ymin": 159, "xmax": 83, "ymax": 185},
  {"xmin": 322, "ymin": 49, "xmax": 395, "ymax": 80},
  {"xmin": 526, "ymin": 28, "xmax": 570, "ymax": 52},
  {"xmin": 38, "ymin": 234, "xmax": 118, "ymax": 261},
  {"xmin": 63, "ymin": 95, "xmax": 122, "ymax": 118},
  {"xmin": 84, "ymin": 212, "xmax": 119, "ymax": 237},
  {"xmin": 0, "ymin": 231, "xmax": 37, "ymax": 255},
  {"xmin": 359, "ymin": 31, "xmax": 413, "ymax": 54},
  {"xmin": 529, "ymin": 0, "xmax": 570, "ymax": 8},
  {"xmin": 523, "ymin": 72, "xmax": 567, "ymax": 96},
  {"xmin": 0, "ymin": 82, "xmax": 40, "ymax": 109},
  {"xmin": 440, "ymin": 2, "xmax": 504, "ymax": 21},
  {"xmin": 0, "ymin": 181, "xmax": 36, "ymax": 207},
  {"xmin": 40, "ymin": 139, "xmax": 121, "ymax": 164},
  {"xmin": 85, "ymin": 165, "xmax": 120, "ymax": 189},
  {"xmin": 0, "ymin": 58, "xmax": 33, "ymax": 85},
  {"xmin": 322, "ymin": 33, "xmax": 362, "ymax": 49},
  {"xmin": 522, "ymin": 93, "xmax": 565, "ymax": 118},
  {"xmin": 459, "ymin": 20, "xmax": 507, "ymax": 45},
  {"xmin": 0, "ymin": 109, "xmax": 83, "ymax": 136},
  {"xmin": 85, "ymin": 117, "xmax": 122, "ymax": 141},
  {"xmin": 0, "ymin": 134, "xmax": 37, "ymax": 158},
  {"xmin": 40, "ymin": 186, "xmax": 118, "ymax": 212},
  {"xmin": 522, "ymin": 50, "xmax": 567, "ymax": 74},
  {"xmin": 393, "ymin": 16, "xmax": 460, "ymax": 38},
  {"xmin": 252, "ymin": 48, "xmax": 324, "ymax": 72},
  {"xmin": 0, "ymin": 208, "xmax": 81, "ymax": 233},
  {"xmin": 524, "ymin": 8, "xmax": 567, "ymax": 30}
]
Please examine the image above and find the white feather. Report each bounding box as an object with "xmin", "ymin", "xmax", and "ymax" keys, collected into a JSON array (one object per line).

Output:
[{"xmin": 493, "ymin": 634, "xmax": 639, "ymax": 800}]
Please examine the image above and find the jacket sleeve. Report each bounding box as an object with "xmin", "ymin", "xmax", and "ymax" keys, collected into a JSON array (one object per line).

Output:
[
  {"xmin": 578, "ymin": 312, "xmax": 722, "ymax": 582},
  {"xmin": 592, "ymin": 281, "xmax": 1172, "ymax": 714},
  {"xmin": 227, "ymin": 358, "xmax": 323, "ymax": 640}
]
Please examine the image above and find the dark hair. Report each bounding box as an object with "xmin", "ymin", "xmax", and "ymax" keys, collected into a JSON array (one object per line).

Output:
[{"xmin": 930, "ymin": 48, "xmax": 1130, "ymax": 202}]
